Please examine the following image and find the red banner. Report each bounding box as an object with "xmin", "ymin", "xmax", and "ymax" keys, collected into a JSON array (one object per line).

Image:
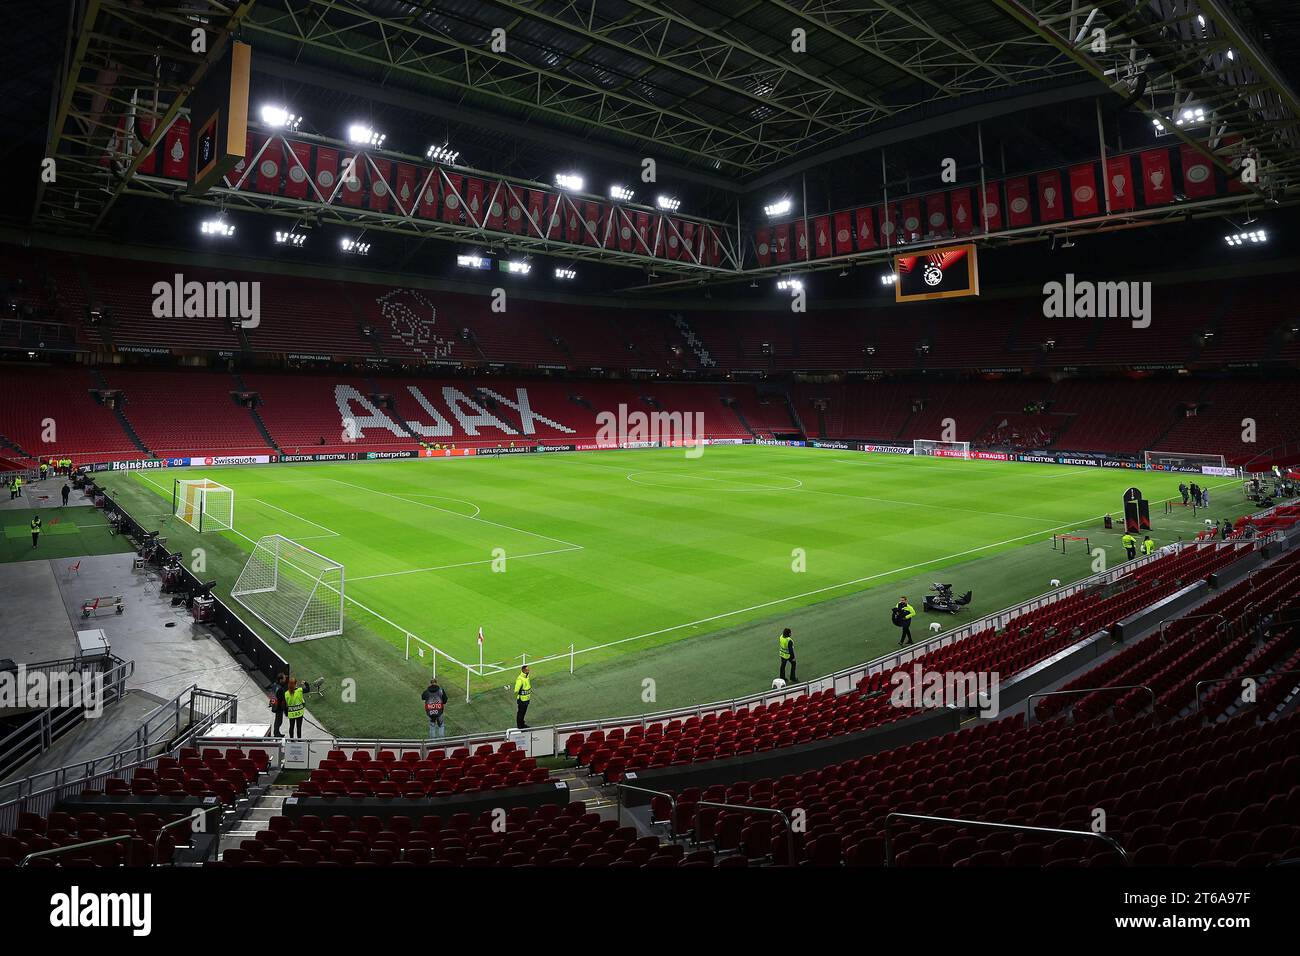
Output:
[
  {"xmin": 1105, "ymin": 155, "xmax": 1135, "ymax": 211},
  {"xmin": 980, "ymin": 182, "xmax": 1003, "ymax": 231},
  {"xmin": 705, "ymin": 227, "xmax": 721, "ymax": 266},
  {"xmin": 313, "ymin": 146, "xmax": 338, "ymax": 201},
  {"xmin": 416, "ymin": 169, "xmax": 438, "ymax": 218},
  {"xmin": 283, "ymin": 141, "xmax": 312, "ymax": 199},
  {"xmin": 634, "ymin": 211, "xmax": 652, "ymax": 253},
  {"xmin": 504, "ymin": 185, "xmax": 524, "ymax": 233},
  {"xmin": 948, "ymin": 189, "xmax": 974, "ymax": 236},
  {"xmin": 441, "ymin": 173, "xmax": 464, "ymax": 223},
  {"xmin": 878, "ymin": 204, "xmax": 899, "ymax": 246},
  {"xmin": 1005, "ymin": 177, "xmax": 1032, "ymax": 227},
  {"xmin": 756, "ymin": 226, "xmax": 773, "ymax": 265},
  {"xmin": 854, "ymin": 207, "xmax": 875, "ymax": 250},
  {"xmin": 338, "ymin": 154, "xmax": 365, "ymax": 207},
  {"xmin": 581, "ymin": 201, "xmax": 603, "ymax": 246},
  {"xmin": 924, "ymin": 193, "xmax": 948, "ymax": 235},
  {"xmin": 366, "ymin": 158, "xmax": 392, "ymax": 212},
  {"xmin": 793, "ymin": 220, "xmax": 809, "ymax": 261},
  {"xmin": 525, "ymin": 189, "xmax": 546, "ymax": 236},
  {"xmin": 162, "ymin": 118, "xmax": 189, "ymax": 180},
  {"xmin": 774, "ymin": 222, "xmax": 792, "ymax": 263},
  {"xmin": 813, "ymin": 216, "xmax": 832, "ymax": 258},
  {"xmin": 463, "ymin": 178, "xmax": 485, "ymax": 226},
  {"xmin": 832, "ymin": 212, "xmax": 854, "ymax": 254},
  {"xmin": 1180, "ymin": 144, "xmax": 1216, "ymax": 199},
  {"xmin": 484, "ymin": 182, "xmax": 506, "ymax": 230},
  {"xmin": 611, "ymin": 208, "xmax": 631, "ymax": 251},
  {"xmin": 1036, "ymin": 171, "xmax": 1064, "ymax": 223},
  {"xmin": 392, "ymin": 163, "xmax": 419, "ymax": 215},
  {"xmin": 254, "ymin": 138, "xmax": 283, "ymax": 194},
  {"xmin": 1139, "ymin": 149, "xmax": 1173, "ymax": 206},
  {"xmin": 900, "ymin": 199, "xmax": 923, "ymax": 243},
  {"xmin": 1068, "ymin": 163, "xmax": 1100, "ymax": 216},
  {"xmin": 676, "ymin": 219, "xmax": 696, "ymax": 260}
]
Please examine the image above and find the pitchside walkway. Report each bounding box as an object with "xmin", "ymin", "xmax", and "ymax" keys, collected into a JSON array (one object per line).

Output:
[{"xmin": 0, "ymin": 528, "xmax": 326, "ymax": 778}]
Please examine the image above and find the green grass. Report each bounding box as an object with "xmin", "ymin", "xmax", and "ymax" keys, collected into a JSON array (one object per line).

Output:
[
  {"xmin": 0, "ymin": 503, "xmax": 129, "ymax": 564},
  {"xmin": 94, "ymin": 447, "xmax": 1254, "ymax": 738}
]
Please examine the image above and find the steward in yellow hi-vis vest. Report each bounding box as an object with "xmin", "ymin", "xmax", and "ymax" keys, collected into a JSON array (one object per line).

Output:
[
  {"xmin": 30, "ymin": 515, "xmax": 42, "ymax": 548},
  {"xmin": 284, "ymin": 679, "xmax": 306, "ymax": 739},
  {"xmin": 1142, "ymin": 535, "xmax": 1155, "ymax": 555},
  {"xmin": 513, "ymin": 666, "xmax": 532, "ymax": 730},
  {"xmin": 1122, "ymin": 533, "xmax": 1137, "ymax": 559},
  {"xmin": 778, "ymin": 628, "xmax": 797, "ymax": 683}
]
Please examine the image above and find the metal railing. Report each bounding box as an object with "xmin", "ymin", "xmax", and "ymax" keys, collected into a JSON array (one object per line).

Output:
[
  {"xmin": 697, "ymin": 799, "xmax": 796, "ymax": 865},
  {"xmin": 614, "ymin": 782, "xmax": 678, "ymax": 836},
  {"xmin": 108, "ymin": 685, "xmax": 239, "ymax": 764},
  {"xmin": 154, "ymin": 803, "xmax": 222, "ymax": 866},
  {"xmin": 884, "ymin": 812, "xmax": 1130, "ymax": 866},
  {"xmin": 0, "ymin": 686, "xmax": 239, "ymax": 833},
  {"xmin": 0, "ymin": 655, "xmax": 134, "ymax": 781},
  {"xmin": 1157, "ymin": 612, "xmax": 1228, "ymax": 645},
  {"xmin": 19, "ymin": 833, "xmax": 136, "ymax": 868},
  {"xmin": 1194, "ymin": 670, "xmax": 1300, "ymax": 715},
  {"xmin": 1026, "ymin": 684, "xmax": 1156, "ymax": 727}
]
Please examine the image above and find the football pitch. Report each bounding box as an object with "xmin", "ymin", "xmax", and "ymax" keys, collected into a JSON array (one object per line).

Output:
[{"xmin": 97, "ymin": 446, "xmax": 1253, "ymax": 738}]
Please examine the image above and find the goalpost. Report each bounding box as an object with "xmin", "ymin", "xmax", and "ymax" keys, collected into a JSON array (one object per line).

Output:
[
  {"xmin": 173, "ymin": 478, "xmax": 235, "ymax": 532},
  {"xmin": 914, "ymin": 439, "xmax": 971, "ymax": 459},
  {"xmin": 1142, "ymin": 450, "xmax": 1232, "ymax": 475},
  {"xmin": 231, "ymin": 535, "xmax": 344, "ymax": 642}
]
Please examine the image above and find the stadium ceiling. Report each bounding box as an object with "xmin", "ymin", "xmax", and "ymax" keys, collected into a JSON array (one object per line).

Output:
[{"xmin": 26, "ymin": 0, "xmax": 1300, "ymax": 282}]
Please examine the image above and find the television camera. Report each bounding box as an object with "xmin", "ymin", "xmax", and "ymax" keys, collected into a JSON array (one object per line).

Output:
[{"xmin": 924, "ymin": 582, "xmax": 972, "ymax": 614}]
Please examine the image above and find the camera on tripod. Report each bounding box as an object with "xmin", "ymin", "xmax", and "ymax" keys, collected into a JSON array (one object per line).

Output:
[{"xmin": 924, "ymin": 582, "xmax": 972, "ymax": 614}]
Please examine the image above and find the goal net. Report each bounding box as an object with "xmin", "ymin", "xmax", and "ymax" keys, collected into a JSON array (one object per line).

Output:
[
  {"xmin": 173, "ymin": 479, "xmax": 234, "ymax": 532},
  {"xmin": 231, "ymin": 535, "xmax": 344, "ymax": 642},
  {"xmin": 1143, "ymin": 450, "xmax": 1232, "ymax": 475},
  {"xmin": 914, "ymin": 439, "xmax": 971, "ymax": 459}
]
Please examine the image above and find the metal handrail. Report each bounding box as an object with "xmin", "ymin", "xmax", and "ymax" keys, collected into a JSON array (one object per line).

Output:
[
  {"xmin": 1194, "ymin": 670, "xmax": 1300, "ymax": 714},
  {"xmin": 153, "ymin": 804, "xmax": 222, "ymax": 865},
  {"xmin": 19, "ymin": 832, "xmax": 135, "ymax": 868},
  {"xmin": 1157, "ymin": 612, "xmax": 1228, "ymax": 645},
  {"xmin": 884, "ymin": 812, "xmax": 1130, "ymax": 865},
  {"xmin": 696, "ymin": 799, "xmax": 795, "ymax": 866},
  {"xmin": 1026, "ymin": 684, "xmax": 1156, "ymax": 727},
  {"xmin": 614, "ymin": 783, "xmax": 677, "ymax": 836}
]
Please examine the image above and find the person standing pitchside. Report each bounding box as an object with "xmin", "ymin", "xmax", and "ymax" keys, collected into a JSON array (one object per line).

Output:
[{"xmin": 513, "ymin": 666, "xmax": 532, "ymax": 729}]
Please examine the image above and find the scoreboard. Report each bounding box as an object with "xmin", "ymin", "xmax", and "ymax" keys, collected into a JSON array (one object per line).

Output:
[
  {"xmin": 187, "ymin": 40, "xmax": 251, "ymax": 196},
  {"xmin": 893, "ymin": 242, "xmax": 980, "ymax": 303}
]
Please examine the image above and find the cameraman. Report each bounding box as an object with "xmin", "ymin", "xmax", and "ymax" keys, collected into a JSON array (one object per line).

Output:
[{"xmin": 893, "ymin": 597, "xmax": 916, "ymax": 646}]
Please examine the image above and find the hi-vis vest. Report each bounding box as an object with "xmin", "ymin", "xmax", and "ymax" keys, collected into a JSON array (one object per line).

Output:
[
  {"xmin": 514, "ymin": 673, "xmax": 532, "ymax": 701},
  {"xmin": 1143, "ymin": 538, "xmax": 1155, "ymax": 554},
  {"xmin": 30, "ymin": 518, "xmax": 41, "ymax": 535},
  {"xmin": 1122, "ymin": 534, "xmax": 1136, "ymax": 549},
  {"xmin": 285, "ymin": 687, "xmax": 305, "ymax": 719},
  {"xmin": 778, "ymin": 635, "xmax": 793, "ymax": 660}
]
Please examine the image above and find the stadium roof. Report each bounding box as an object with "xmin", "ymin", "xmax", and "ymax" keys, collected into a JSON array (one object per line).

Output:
[{"xmin": 10, "ymin": 0, "xmax": 1300, "ymax": 289}]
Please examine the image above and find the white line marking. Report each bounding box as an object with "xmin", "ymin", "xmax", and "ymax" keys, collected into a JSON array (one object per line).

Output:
[
  {"xmin": 562, "ymin": 509, "xmax": 1131, "ymax": 658},
  {"xmin": 319, "ymin": 477, "xmax": 585, "ymax": 551},
  {"xmin": 350, "ymin": 545, "xmax": 581, "ymax": 581},
  {"xmin": 625, "ymin": 471, "xmax": 803, "ymax": 492},
  {"xmin": 250, "ymin": 497, "xmax": 340, "ymax": 535}
]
